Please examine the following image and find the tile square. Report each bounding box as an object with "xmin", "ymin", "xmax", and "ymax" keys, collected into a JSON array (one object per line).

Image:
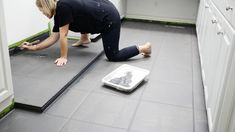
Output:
[
  {"xmin": 130, "ymin": 101, "xmax": 193, "ymax": 132},
  {"xmin": 71, "ymin": 93, "xmax": 138, "ymax": 129}
]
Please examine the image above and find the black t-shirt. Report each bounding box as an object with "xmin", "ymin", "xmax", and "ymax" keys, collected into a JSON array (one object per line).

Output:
[{"xmin": 53, "ymin": 0, "xmax": 117, "ymax": 34}]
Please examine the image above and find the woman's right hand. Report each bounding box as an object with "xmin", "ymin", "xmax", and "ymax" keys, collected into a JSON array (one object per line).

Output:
[
  {"xmin": 20, "ymin": 40, "xmax": 40, "ymax": 50},
  {"xmin": 20, "ymin": 43, "xmax": 37, "ymax": 50}
]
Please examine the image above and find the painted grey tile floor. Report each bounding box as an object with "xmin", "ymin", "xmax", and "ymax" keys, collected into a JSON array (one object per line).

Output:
[{"xmin": 0, "ymin": 21, "xmax": 209, "ymax": 132}]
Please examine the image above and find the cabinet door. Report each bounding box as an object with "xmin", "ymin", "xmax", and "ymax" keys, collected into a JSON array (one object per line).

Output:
[
  {"xmin": 201, "ymin": 9, "xmax": 220, "ymax": 106},
  {"xmin": 205, "ymin": 21, "xmax": 223, "ymax": 108},
  {"xmin": 196, "ymin": 5, "xmax": 214, "ymax": 105},
  {"xmin": 213, "ymin": 0, "xmax": 234, "ymax": 28},
  {"xmin": 210, "ymin": 32, "xmax": 232, "ymax": 131}
]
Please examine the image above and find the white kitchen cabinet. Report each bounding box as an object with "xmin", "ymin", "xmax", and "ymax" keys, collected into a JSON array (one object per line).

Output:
[
  {"xmin": 196, "ymin": 0, "xmax": 235, "ymax": 131},
  {"xmin": 0, "ymin": 0, "xmax": 14, "ymax": 113},
  {"xmin": 214, "ymin": 44, "xmax": 235, "ymax": 132}
]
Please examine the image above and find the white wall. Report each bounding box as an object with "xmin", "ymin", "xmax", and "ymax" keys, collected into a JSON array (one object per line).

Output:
[
  {"xmin": 110, "ymin": 0, "xmax": 126, "ymax": 18},
  {"xmin": 0, "ymin": 0, "xmax": 14, "ymax": 113},
  {"xmin": 126, "ymin": 0, "xmax": 199, "ymax": 24},
  {"xmin": 3, "ymin": 0, "xmax": 48, "ymax": 46}
]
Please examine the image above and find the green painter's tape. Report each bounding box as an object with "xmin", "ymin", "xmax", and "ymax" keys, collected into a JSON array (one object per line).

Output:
[
  {"xmin": 0, "ymin": 99, "xmax": 14, "ymax": 119},
  {"xmin": 8, "ymin": 29, "xmax": 49, "ymax": 49}
]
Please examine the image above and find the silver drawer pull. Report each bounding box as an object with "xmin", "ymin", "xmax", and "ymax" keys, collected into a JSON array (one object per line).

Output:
[
  {"xmin": 217, "ymin": 32, "xmax": 224, "ymax": 35},
  {"xmin": 211, "ymin": 20, "xmax": 217, "ymax": 24},
  {"xmin": 205, "ymin": 5, "xmax": 209, "ymax": 9},
  {"xmin": 226, "ymin": 7, "xmax": 233, "ymax": 11}
]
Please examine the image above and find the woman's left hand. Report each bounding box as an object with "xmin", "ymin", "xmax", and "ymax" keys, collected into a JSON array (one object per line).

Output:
[{"xmin": 54, "ymin": 57, "xmax": 67, "ymax": 66}]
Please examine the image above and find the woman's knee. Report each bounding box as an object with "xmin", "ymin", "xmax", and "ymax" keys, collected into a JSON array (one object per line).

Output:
[
  {"xmin": 107, "ymin": 55, "xmax": 128, "ymax": 62},
  {"xmin": 106, "ymin": 56, "xmax": 118, "ymax": 62}
]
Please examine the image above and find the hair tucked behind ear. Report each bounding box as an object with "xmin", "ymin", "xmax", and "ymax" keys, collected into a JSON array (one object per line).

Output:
[{"xmin": 36, "ymin": 0, "xmax": 57, "ymax": 18}]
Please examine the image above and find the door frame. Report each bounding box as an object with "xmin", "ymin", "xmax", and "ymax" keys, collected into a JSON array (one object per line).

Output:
[{"xmin": 0, "ymin": 0, "xmax": 14, "ymax": 113}]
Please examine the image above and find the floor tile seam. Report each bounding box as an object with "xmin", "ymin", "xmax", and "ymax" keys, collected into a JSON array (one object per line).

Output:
[
  {"xmin": 140, "ymin": 99, "xmax": 193, "ymax": 110},
  {"xmin": 125, "ymin": 51, "xmax": 165, "ymax": 131},
  {"xmin": 147, "ymin": 78, "xmax": 193, "ymax": 88},
  {"xmin": 68, "ymin": 118, "xmax": 128, "ymax": 131},
  {"xmin": 56, "ymin": 91, "xmax": 93, "ymax": 132},
  {"xmin": 44, "ymin": 85, "xmax": 94, "ymax": 120},
  {"xmin": 57, "ymin": 117, "xmax": 73, "ymax": 132},
  {"xmin": 140, "ymin": 37, "xmax": 165, "ymax": 90},
  {"xmin": 67, "ymin": 90, "xmax": 93, "ymax": 119},
  {"xmin": 125, "ymin": 38, "xmax": 166, "ymax": 131},
  {"xmin": 44, "ymin": 112, "xmax": 71, "ymax": 120},
  {"xmin": 90, "ymin": 87, "xmax": 145, "ymax": 101},
  {"xmin": 43, "ymin": 89, "xmax": 90, "ymax": 118},
  {"xmin": 70, "ymin": 86, "xmax": 94, "ymax": 93},
  {"xmin": 146, "ymin": 77, "xmax": 193, "ymax": 87}
]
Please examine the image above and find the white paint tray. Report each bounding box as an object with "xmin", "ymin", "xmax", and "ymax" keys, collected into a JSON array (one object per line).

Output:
[{"xmin": 102, "ymin": 64, "xmax": 150, "ymax": 92}]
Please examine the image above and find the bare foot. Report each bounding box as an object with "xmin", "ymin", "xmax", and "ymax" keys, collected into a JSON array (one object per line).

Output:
[
  {"xmin": 72, "ymin": 39, "xmax": 91, "ymax": 47},
  {"xmin": 138, "ymin": 42, "xmax": 152, "ymax": 57}
]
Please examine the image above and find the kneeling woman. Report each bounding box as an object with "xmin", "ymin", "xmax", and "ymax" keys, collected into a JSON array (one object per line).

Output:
[{"xmin": 22, "ymin": 0, "xmax": 151, "ymax": 66}]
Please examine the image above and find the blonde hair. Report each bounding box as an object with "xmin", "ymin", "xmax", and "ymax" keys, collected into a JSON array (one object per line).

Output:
[{"xmin": 36, "ymin": 0, "xmax": 57, "ymax": 18}]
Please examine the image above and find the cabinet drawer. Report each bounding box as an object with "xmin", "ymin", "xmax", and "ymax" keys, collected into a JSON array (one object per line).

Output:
[
  {"xmin": 211, "ymin": 0, "xmax": 235, "ymax": 29},
  {"xmin": 210, "ymin": 0, "xmax": 235, "ymax": 42}
]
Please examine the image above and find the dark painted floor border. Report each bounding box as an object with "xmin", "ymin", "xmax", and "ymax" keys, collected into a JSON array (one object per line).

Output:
[
  {"xmin": 15, "ymin": 51, "xmax": 104, "ymax": 113},
  {"xmin": 11, "ymin": 31, "xmax": 103, "ymax": 113},
  {"xmin": 123, "ymin": 18, "xmax": 196, "ymax": 27}
]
